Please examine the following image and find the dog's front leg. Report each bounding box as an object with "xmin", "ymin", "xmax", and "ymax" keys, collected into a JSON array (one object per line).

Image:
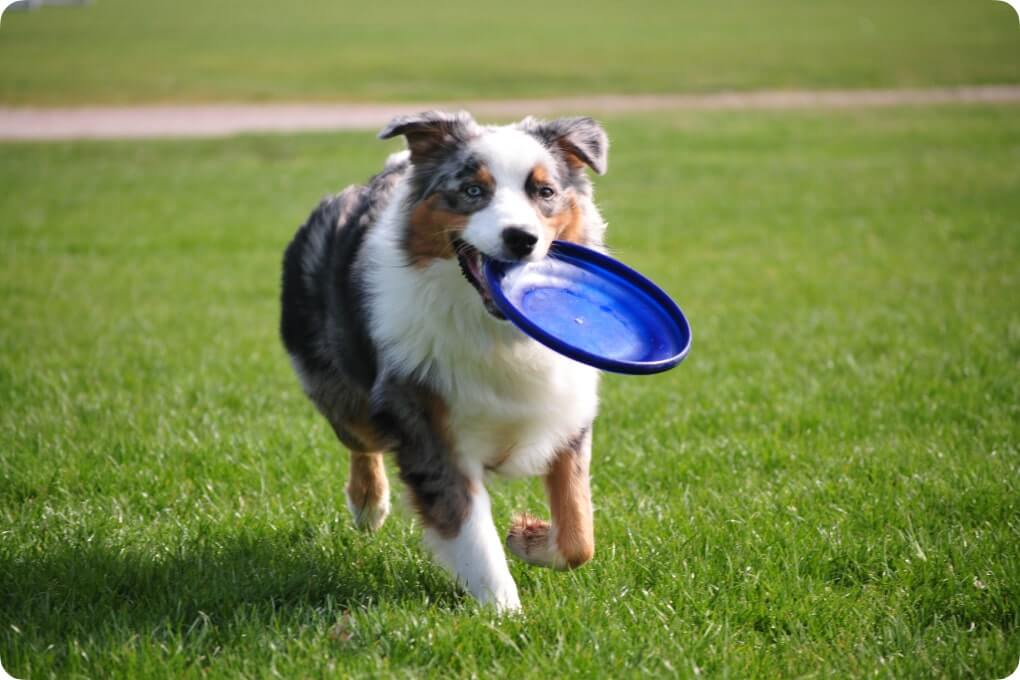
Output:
[
  {"xmin": 507, "ymin": 427, "xmax": 594, "ymax": 570},
  {"xmin": 423, "ymin": 479, "xmax": 521, "ymax": 612},
  {"xmin": 372, "ymin": 378, "xmax": 520, "ymax": 613}
]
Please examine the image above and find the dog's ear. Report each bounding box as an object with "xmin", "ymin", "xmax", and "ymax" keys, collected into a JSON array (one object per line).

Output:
[
  {"xmin": 519, "ymin": 116, "xmax": 609, "ymax": 175},
  {"xmin": 378, "ymin": 110, "xmax": 478, "ymax": 161}
]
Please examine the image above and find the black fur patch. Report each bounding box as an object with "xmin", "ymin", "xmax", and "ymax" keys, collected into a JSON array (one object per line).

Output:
[
  {"xmin": 281, "ymin": 150, "xmax": 472, "ymax": 538},
  {"xmin": 371, "ymin": 377, "xmax": 471, "ymax": 537},
  {"xmin": 280, "ymin": 157, "xmax": 407, "ymax": 442}
]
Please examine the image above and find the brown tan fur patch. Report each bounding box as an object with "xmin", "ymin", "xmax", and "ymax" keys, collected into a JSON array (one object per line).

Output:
[
  {"xmin": 474, "ymin": 166, "xmax": 495, "ymax": 193},
  {"xmin": 424, "ymin": 391, "xmax": 453, "ymax": 448},
  {"xmin": 550, "ymin": 198, "xmax": 585, "ymax": 244},
  {"xmin": 328, "ymin": 401, "xmax": 391, "ymax": 454},
  {"xmin": 404, "ymin": 166, "xmax": 495, "ymax": 268},
  {"xmin": 406, "ymin": 195, "xmax": 465, "ymax": 268},
  {"xmin": 545, "ymin": 446, "xmax": 594, "ymax": 567},
  {"xmin": 530, "ymin": 164, "xmax": 553, "ymax": 187},
  {"xmin": 344, "ymin": 419, "xmax": 388, "ymax": 453},
  {"xmin": 529, "ymin": 165, "xmax": 587, "ymax": 245},
  {"xmin": 347, "ymin": 451, "xmax": 388, "ymax": 519}
]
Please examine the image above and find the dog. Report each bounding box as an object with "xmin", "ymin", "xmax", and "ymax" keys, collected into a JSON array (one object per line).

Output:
[{"xmin": 280, "ymin": 110, "xmax": 609, "ymax": 612}]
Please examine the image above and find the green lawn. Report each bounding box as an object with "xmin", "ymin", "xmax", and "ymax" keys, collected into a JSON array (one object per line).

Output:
[
  {"xmin": 1, "ymin": 0, "xmax": 1019, "ymax": 105},
  {"xmin": 1, "ymin": 105, "xmax": 1019, "ymax": 678}
]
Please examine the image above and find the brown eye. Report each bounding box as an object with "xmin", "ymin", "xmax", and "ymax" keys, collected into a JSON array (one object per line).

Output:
[{"xmin": 538, "ymin": 186, "xmax": 556, "ymax": 199}]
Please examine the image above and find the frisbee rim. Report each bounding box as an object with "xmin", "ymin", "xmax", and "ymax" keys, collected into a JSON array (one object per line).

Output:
[{"xmin": 483, "ymin": 241, "xmax": 692, "ymax": 375}]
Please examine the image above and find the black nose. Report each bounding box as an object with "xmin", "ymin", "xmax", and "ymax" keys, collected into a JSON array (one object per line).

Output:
[{"xmin": 501, "ymin": 227, "xmax": 538, "ymax": 259}]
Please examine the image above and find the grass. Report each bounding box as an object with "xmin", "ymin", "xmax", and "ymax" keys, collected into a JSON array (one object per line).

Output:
[
  {"xmin": 1, "ymin": 105, "xmax": 1019, "ymax": 678},
  {"xmin": 1, "ymin": 0, "xmax": 1019, "ymax": 105}
]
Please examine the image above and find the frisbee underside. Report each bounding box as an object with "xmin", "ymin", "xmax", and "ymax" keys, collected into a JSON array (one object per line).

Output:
[{"xmin": 484, "ymin": 242, "xmax": 691, "ymax": 374}]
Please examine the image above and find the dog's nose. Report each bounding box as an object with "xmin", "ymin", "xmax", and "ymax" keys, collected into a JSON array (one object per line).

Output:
[{"xmin": 501, "ymin": 226, "xmax": 538, "ymax": 259}]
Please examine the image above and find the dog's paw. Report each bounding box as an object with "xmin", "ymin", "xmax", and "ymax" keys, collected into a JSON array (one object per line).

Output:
[
  {"xmin": 506, "ymin": 514, "xmax": 567, "ymax": 570},
  {"xmin": 345, "ymin": 487, "xmax": 390, "ymax": 532},
  {"xmin": 476, "ymin": 581, "xmax": 523, "ymax": 615}
]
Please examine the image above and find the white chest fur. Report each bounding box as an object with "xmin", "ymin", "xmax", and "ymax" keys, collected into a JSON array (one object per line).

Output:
[
  {"xmin": 361, "ymin": 194, "xmax": 599, "ymax": 478},
  {"xmin": 445, "ymin": 334, "xmax": 599, "ymax": 478}
]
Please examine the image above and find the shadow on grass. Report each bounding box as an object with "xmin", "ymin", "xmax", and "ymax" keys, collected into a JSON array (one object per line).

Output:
[{"xmin": 0, "ymin": 521, "xmax": 462, "ymax": 658}]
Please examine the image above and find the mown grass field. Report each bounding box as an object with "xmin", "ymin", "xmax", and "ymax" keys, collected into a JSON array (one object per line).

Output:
[
  {"xmin": 1, "ymin": 105, "xmax": 1018, "ymax": 678},
  {"xmin": 1, "ymin": 0, "xmax": 1019, "ymax": 105}
]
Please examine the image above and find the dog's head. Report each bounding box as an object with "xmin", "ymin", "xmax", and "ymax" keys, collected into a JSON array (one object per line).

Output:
[{"xmin": 379, "ymin": 110, "xmax": 608, "ymax": 316}]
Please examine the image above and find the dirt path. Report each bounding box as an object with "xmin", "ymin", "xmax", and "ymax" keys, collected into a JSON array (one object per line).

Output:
[{"xmin": 2, "ymin": 85, "xmax": 1019, "ymax": 141}]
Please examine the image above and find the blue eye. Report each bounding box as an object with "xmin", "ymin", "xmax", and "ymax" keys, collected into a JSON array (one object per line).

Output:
[{"xmin": 463, "ymin": 184, "xmax": 484, "ymax": 198}]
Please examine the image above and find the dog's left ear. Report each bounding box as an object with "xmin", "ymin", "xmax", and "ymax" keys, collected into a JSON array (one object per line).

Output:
[
  {"xmin": 519, "ymin": 116, "xmax": 609, "ymax": 175},
  {"xmin": 378, "ymin": 110, "xmax": 478, "ymax": 162}
]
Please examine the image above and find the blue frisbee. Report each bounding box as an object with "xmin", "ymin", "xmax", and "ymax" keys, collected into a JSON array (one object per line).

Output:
[{"xmin": 483, "ymin": 241, "xmax": 691, "ymax": 374}]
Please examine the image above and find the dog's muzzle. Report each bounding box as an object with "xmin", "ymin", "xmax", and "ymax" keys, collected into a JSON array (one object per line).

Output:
[{"xmin": 452, "ymin": 238, "xmax": 506, "ymax": 320}]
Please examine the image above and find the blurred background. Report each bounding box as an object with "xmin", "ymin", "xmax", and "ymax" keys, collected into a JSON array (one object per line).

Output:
[{"xmin": 1, "ymin": 0, "xmax": 1019, "ymax": 104}]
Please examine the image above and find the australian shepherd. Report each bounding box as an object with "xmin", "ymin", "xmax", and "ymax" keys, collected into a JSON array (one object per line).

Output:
[{"xmin": 280, "ymin": 111, "xmax": 609, "ymax": 612}]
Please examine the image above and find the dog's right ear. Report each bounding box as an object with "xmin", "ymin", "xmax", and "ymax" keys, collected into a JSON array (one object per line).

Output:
[{"xmin": 378, "ymin": 111, "xmax": 478, "ymax": 162}]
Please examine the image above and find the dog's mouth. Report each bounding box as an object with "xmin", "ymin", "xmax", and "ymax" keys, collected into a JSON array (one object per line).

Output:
[{"xmin": 452, "ymin": 238, "xmax": 506, "ymax": 320}]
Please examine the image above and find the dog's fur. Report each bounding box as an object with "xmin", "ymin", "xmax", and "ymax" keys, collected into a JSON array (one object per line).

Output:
[{"xmin": 280, "ymin": 111, "xmax": 609, "ymax": 612}]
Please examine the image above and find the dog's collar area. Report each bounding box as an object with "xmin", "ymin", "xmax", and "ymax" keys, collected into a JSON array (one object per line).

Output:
[{"xmin": 452, "ymin": 237, "xmax": 506, "ymax": 320}]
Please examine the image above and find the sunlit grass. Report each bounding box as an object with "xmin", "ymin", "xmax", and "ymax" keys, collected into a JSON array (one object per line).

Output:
[{"xmin": 1, "ymin": 106, "xmax": 1018, "ymax": 677}]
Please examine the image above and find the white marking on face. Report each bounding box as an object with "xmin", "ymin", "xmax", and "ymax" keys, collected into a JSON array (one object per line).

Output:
[{"xmin": 461, "ymin": 128, "xmax": 557, "ymax": 261}]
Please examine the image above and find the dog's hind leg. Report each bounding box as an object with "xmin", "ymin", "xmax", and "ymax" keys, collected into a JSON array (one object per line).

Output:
[
  {"xmin": 322, "ymin": 414, "xmax": 392, "ymax": 533},
  {"xmin": 507, "ymin": 427, "xmax": 594, "ymax": 570},
  {"xmin": 346, "ymin": 451, "xmax": 390, "ymax": 532}
]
